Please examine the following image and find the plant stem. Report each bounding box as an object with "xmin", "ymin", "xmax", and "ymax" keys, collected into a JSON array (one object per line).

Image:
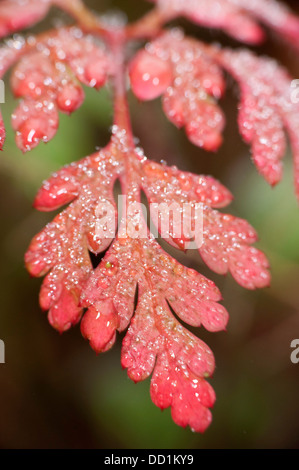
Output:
[
  {"xmin": 58, "ymin": 1, "xmax": 167, "ymax": 41},
  {"xmin": 125, "ymin": 8, "xmax": 166, "ymax": 40},
  {"xmin": 55, "ymin": 0, "xmax": 111, "ymax": 38},
  {"xmin": 109, "ymin": 32, "xmax": 135, "ymax": 151}
]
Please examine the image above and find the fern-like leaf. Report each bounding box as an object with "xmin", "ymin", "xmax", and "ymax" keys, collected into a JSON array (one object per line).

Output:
[
  {"xmin": 2, "ymin": 0, "xmax": 295, "ymax": 433},
  {"xmin": 25, "ymin": 128, "xmax": 270, "ymax": 430},
  {"xmin": 130, "ymin": 30, "xmax": 299, "ymax": 199},
  {"xmin": 148, "ymin": 0, "xmax": 299, "ymax": 46}
]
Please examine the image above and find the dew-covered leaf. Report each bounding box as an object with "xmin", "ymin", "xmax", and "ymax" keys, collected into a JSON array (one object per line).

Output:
[
  {"xmin": 25, "ymin": 146, "xmax": 122, "ymax": 332},
  {"xmin": 148, "ymin": 0, "xmax": 299, "ymax": 46},
  {"xmin": 130, "ymin": 30, "xmax": 225, "ymax": 151}
]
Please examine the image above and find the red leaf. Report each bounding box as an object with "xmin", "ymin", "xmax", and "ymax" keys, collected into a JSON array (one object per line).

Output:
[
  {"xmin": 215, "ymin": 48, "xmax": 299, "ymax": 197},
  {"xmin": 131, "ymin": 30, "xmax": 299, "ymax": 200},
  {"xmin": 12, "ymin": 97, "xmax": 59, "ymax": 152},
  {"xmin": 0, "ymin": 45, "xmax": 26, "ymax": 150},
  {"xmin": 56, "ymin": 81, "xmax": 85, "ymax": 114},
  {"xmin": 142, "ymin": 161, "xmax": 233, "ymax": 208},
  {"xmin": 81, "ymin": 300, "xmax": 119, "ymax": 353},
  {"xmin": 6, "ymin": 28, "xmax": 111, "ymax": 150},
  {"xmin": 0, "ymin": 115, "xmax": 5, "ymax": 151},
  {"xmin": 129, "ymin": 53, "xmax": 172, "ymax": 100},
  {"xmin": 26, "ymin": 128, "xmax": 270, "ymax": 430},
  {"xmin": 25, "ymin": 146, "xmax": 121, "ymax": 332},
  {"xmin": 0, "ymin": 0, "xmax": 51, "ymax": 37},
  {"xmin": 46, "ymin": 285, "xmax": 82, "ymax": 332},
  {"xmin": 130, "ymin": 31, "xmax": 225, "ymax": 151},
  {"xmin": 11, "ymin": 52, "xmax": 55, "ymax": 99},
  {"xmin": 47, "ymin": 28, "xmax": 111, "ymax": 89},
  {"xmin": 149, "ymin": 0, "xmax": 299, "ymax": 46},
  {"xmin": 121, "ymin": 282, "xmax": 216, "ymax": 432},
  {"xmin": 0, "ymin": 0, "xmax": 279, "ymax": 432},
  {"xmin": 151, "ymin": 357, "xmax": 215, "ymax": 432},
  {"xmin": 142, "ymin": 160, "xmax": 269, "ymax": 288}
]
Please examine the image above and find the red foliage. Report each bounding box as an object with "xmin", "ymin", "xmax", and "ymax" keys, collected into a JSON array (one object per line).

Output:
[
  {"xmin": 0, "ymin": 0, "xmax": 51, "ymax": 37},
  {"xmin": 216, "ymin": 48, "xmax": 299, "ymax": 196},
  {"xmin": 7, "ymin": 28, "xmax": 111, "ymax": 151},
  {"xmin": 24, "ymin": 133, "xmax": 270, "ymax": 431},
  {"xmin": 0, "ymin": 0, "xmax": 298, "ymax": 432},
  {"xmin": 130, "ymin": 31, "xmax": 225, "ymax": 151},
  {"xmin": 130, "ymin": 30, "xmax": 299, "ymax": 198},
  {"xmin": 148, "ymin": 0, "xmax": 299, "ymax": 46}
]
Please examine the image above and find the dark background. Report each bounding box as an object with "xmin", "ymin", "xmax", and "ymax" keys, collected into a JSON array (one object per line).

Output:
[{"xmin": 0, "ymin": 0, "xmax": 299, "ymax": 449}]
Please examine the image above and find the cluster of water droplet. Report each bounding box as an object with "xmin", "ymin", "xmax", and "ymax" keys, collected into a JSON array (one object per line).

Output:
[
  {"xmin": 150, "ymin": 0, "xmax": 299, "ymax": 46},
  {"xmin": 217, "ymin": 48, "xmax": 299, "ymax": 195},
  {"xmin": 0, "ymin": 26, "xmax": 111, "ymax": 151},
  {"xmin": 130, "ymin": 29, "xmax": 226, "ymax": 151}
]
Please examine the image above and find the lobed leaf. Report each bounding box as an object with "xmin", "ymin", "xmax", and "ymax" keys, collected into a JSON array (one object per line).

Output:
[
  {"xmin": 148, "ymin": 0, "xmax": 299, "ymax": 46},
  {"xmin": 25, "ymin": 147, "xmax": 122, "ymax": 332},
  {"xmin": 25, "ymin": 129, "xmax": 270, "ymax": 431},
  {"xmin": 130, "ymin": 30, "xmax": 226, "ymax": 151},
  {"xmin": 0, "ymin": 0, "xmax": 51, "ymax": 37},
  {"xmin": 3, "ymin": 28, "xmax": 111, "ymax": 152},
  {"xmin": 82, "ymin": 226, "xmax": 221, "ymax": 432},
  {"xmin": 0, "ymin": 0, "xmax": 95, "ymax": 38},
  {"xmin": 142, "ymin": 160, "xmax": 270, "ymax": 289},
  {"xmin": 0, "ymin": 0, "xmax": 279, "ymax": 432},
  {"xmin": 131, "ymin": 30, "xmax": 299, "ymax": 200},
  {"xmin": 0, "ymin": 45, "xmax": 25, "ymax": 149},
  {"xmin": 216, "ymin": 48, "xmax": 299, "ymax": 199}
]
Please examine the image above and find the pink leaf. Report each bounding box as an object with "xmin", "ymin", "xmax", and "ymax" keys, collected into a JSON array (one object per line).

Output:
[
  {"xmin": 201, "ymin": 213, "xmax": 270, "ymax": 289},
  {"xmin": 129, "ymin": 53, "xmax": 172, "ymax": 100},
  {"xmin": 215, "ymin": 48, "xmax": 299, "ymax": 197},
  {"xmin": 25, "ymin": 146, "xmax": 122, "ymax": 332},
  {"xmin": 0, "ymin": 0, "xmax": 51, "ymax": 37},
  {"xmin": 142, "ymin": 161, "xmax": 233, "ymax": 208},
  {"xmin": 151, "ymin": 355, "xmax": 215, "ymax": 432},
  {"xmin": 81, "ymin": 300, "xmax": 119, "ymax": 353},
  {"xmin": 121, "ymin": 283, "xmax": 216, "ymax": 432},
  {"xmin": 11, "ymin": 52, "xmax": 56, "ymax": 100},
  {"xmin": 12, "ymin": 97, "xmax": 59, "ymax": 152},
  {"xmin": 130, "ymin": 31, "xmax": 225, "ymax": 151},
  {"xmin": 0, "ymin": 114, "xmax": 5, "ymax": 151},
  {"xmin": 46, "ymin": 285, "xmax": 82, "ymax": 332},
  {"xmin": 7, "ymin": 29, "xmax": 111, "ymax": 150},
  {"xmin": 0, "ymin": 45, "xmax": 26, "ymax": 150},
  {"xmin": 25, "ymin": 129, "xmax": 270, "ymax": 431},
  {"xmin": 142, "ymin": 159, "xmax": 269, "ymax": 288},
  {"xmin": 56, "ymin": 81, "xmax": 85, "ymax": 114},
  {"xmin": 11, "ymin": 50, "xmax": 85, "ymax": 113},
  {"xmin": 149, "ymin": 0, "xmax": 299, "ymax": 46},
  {"xmin": 47, "ymin": 28, "xmax": 111, "ymax": 89},
  {"xmin": 131, "ymin": 30, "xmax": 299, "ymax": 200}
]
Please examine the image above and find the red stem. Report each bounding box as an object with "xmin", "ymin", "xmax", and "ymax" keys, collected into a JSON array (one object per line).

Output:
[
  {"xmin": 125, "ymin": 8, "xmax": 166, "ymax": 40},
  {"xmin": 54, "ymin": 0, "xmax": 111, "ymax": 38},
  {"xmin": 109, "ymin": 32, "xmax": 135, "ymax": 149},
  {"xmin": 57, "ymin": 0, "xmax": 167, "ymax": 41}
]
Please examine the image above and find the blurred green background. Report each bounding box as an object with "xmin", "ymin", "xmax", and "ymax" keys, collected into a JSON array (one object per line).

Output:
[{"xmin": 0, "ymin": 0, "xmax": 299, "ymax": 449}]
